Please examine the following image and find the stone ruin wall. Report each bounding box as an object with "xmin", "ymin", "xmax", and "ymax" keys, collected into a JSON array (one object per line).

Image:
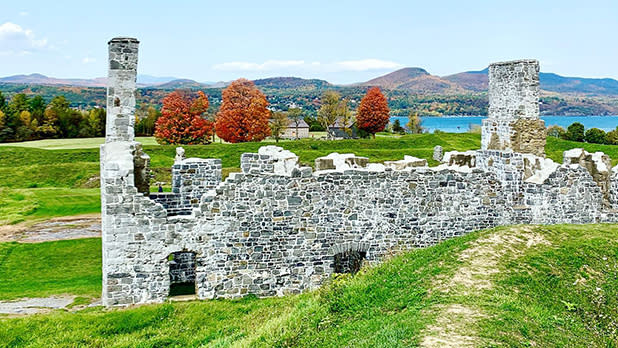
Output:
[
  {"xmin": 100, "ymin": 39, "xmax": 618, "ymax": 306},
  {"xmin": 481, "ymin": 60, "xmax": 546, "ymax": 156},
  {"xmin": 101, "ymin": 143, "xmax": 618, "ymax": 306}
]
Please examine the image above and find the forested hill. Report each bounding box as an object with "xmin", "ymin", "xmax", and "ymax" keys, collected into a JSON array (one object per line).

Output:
[
  {"xmin": 2, "ymin": 66, "xmax": 618, "ymax": 117},
  {"xmin": 443, "ymin": 68, "xmax": 618, "ymax": 96}
]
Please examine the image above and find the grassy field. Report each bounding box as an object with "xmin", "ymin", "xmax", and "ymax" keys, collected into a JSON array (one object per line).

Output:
[
  {"xmin": 0, "ymin": 136, "xmax": 159, "ymax": 150},
  {"xmin": 2, "ymin": 133, "xmax": 618, "ymax": 225},
  {"xmin": 0, "ymin": 238, "xmax": 101, "ymax": 300},
  {"xmin": 0, "ymin": 188, "xmax": 100, "ymax": 225},
  {"xmin": 0, "ymin": 224, "xmax": 616, "ymax": 346}
]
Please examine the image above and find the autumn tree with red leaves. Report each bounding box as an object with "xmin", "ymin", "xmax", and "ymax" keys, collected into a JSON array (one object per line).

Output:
[
  {"xmin": 215, "ymin": 79, "xmax": 271, "ymax": 143},
  {"xmin": 154, "ymin": 90, "xmax": 213, "ymax": 145},
  {"xmin": 356, "ymin": 87, "xmax": 390, "ymax": 138}
]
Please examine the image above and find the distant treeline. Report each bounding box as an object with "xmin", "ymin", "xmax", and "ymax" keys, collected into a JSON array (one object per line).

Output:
[
  {"xmin": 2, "ymin": 82, "xmax": 618, "ymax": 120},
  {"xmin": 548, "ymin": 122, "xmax": 618, "ymax": 145},
  {"xmin": 0, "ymin": 91, "xmax": 160, "ymax": 142}
]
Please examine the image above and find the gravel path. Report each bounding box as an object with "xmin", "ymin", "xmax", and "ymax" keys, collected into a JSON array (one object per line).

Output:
[
  {"xmin": 0, "ymin": 214, "xmax": 101, "ymax": 243},
  {"xmin": 0, "ymin": 296, "xmax": 76, "ymax": 315}
]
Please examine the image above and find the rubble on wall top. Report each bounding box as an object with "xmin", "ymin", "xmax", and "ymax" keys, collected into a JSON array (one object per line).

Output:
[
  {"xmin": 490, "ymin": 59, "xmax": 539, "ymax": 67},
  {"xmin": 108, "ymin": 37, "xmax": 139, "ymax": 44}
]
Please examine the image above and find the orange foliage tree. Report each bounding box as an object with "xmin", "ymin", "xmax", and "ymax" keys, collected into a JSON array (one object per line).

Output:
[
  {"xmin": 215, "ymin": 79, "xmax": 271, "ymax": 143},
  {"xmin": 154, "ymin": 90, "xmax": 213, "ymax": 145},
  {"xmin": 356, "ymin": 87, "xmax": 390, "ymax": 137}
]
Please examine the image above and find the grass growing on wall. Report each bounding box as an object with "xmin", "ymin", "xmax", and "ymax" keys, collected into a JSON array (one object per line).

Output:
[{"xmin": 0, "ymin": 224, "xmax": 617, "ymax": 346}]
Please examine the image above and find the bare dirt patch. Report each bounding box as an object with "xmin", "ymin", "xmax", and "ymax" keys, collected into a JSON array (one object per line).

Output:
[
  {"xmin": 0, "ymin": 214, "xmax": 101, "ymax": 243},
  {"xmin": 421, "ymin": 226, "xmax": 551, "ymax": 347},
  {"xmin": 421, "ymin": 304, "xmax": 487, "ymax": 348}
]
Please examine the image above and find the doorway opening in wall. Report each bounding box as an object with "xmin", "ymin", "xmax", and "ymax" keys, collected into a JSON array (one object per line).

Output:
[
  {"xmin": 168, "ymin": 251, "xmax": 196, "ymax": 297},
  {"xmin": 333, "ymin": 250, "xmax": 367, "ymax": 274}
]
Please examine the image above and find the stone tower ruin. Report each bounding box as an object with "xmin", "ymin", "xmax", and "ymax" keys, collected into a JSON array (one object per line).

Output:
[
  {"xmin": 481, "ymin": 59, "xmax": 546, "ymax": 156},
  {"xmin": 106, "ymin": 38, "xmax": 139, "ymax": 143}
]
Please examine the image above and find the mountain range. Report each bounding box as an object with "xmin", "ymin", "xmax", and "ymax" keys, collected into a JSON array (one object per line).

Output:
[{"xmin": 2, "ymin": 68, "xmax": 618, "ymax": 96}]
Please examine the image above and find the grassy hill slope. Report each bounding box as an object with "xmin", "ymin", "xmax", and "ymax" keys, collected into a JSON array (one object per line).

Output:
[{"xmin": 0, "ymin": 224, "xmax": 616, "ymax": 347}]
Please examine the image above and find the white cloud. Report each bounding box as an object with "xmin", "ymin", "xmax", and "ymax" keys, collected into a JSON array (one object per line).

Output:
[
  {"xmin": 19, "ymin": 11, "xmax": 29, "ymax": 16},
  {"xmin": 0, "ymin": 22, "xmax": 48, "ymax": 55},
  {"xmin": 82, "ymin": 57, "xmax": 96, "ymax": 64},
  {"xmin": 212, "ymin": 59, "xmax": 403, "ymax": 72}
]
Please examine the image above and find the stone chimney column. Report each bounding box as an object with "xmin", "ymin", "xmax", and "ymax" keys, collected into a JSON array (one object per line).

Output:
[
  {"xmin": 106, "ymin": 37, "xmax": 139, "ymax": 143},
  {"xmin": 481, "ymin": 59, "xmax": 546, "ymax": 156}
]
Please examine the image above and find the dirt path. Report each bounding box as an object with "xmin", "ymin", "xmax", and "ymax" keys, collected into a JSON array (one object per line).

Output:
[
  {"xmin": 420, "ymin": 226, "xmax": 551, "ymax": 347},
  {"xmin": 0, "ymin": 296, "xmax": 102, "ymax": 316},
  {"xmin": 0, "ymin": 296, "xmax": 76, "ymax": 315},
  {"xmin": 0, "ymin": 214, "xmax": 101, "ymax": 243}
]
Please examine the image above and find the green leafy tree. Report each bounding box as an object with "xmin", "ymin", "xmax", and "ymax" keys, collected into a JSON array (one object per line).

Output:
[
  {"xmin": 339, "ymin": 99, "xmax": 355, "ymax": 137},
  {"xmin": 44, "ymin": 96, "xmax": 81, "ymax": 138},
  {"xmin": 81, "ymin": 108, "xmax": 106, "ymax": 137},
  {"xmin": 287, "ymin": 107, "xmax": 304, "ymax": 140},
  {"xmin": 406, "ymin": 111, "xmax": 423, "ymax": 134},
  {"xmin": 584, "ymin": 128, "xmax": 607, "ymax": 144},
  {"xmin": 269, "ymin": 111, "xmax": 290, "ymax": 143},
  {"xmin": 0, "ymin": 91, "xmax": 7, "ymax": 113},
  {"xmin": 565, "ymin": 122, "xmax": 585, "ymax": 142},
  {"xmin": 392, "ymin": 119, "xmax": 405, "ymax": 134},
  {"xmin": 9, "ymin": 93, "xmax": 30, "ymax": 114},
  {"xmin": 547, "ymin": 125, "xmax": 566, "ymax": 139},
  {"xmin": 28, "ymin": 95, "xmax": 46, "ymax": 126},
  {"xmin": 318, "ymin": 91, "xmax": 342, "ymax": 139},
  {"xmin": 16, "ymin": 110, "xmax": 35, "ymax": 140},
  {"xmin": 136, "ymin": 104, "xmax": 160, "ymax": 136}
]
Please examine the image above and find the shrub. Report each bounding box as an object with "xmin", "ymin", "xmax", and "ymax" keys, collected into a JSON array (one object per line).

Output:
[
  {"xmin": 584, "ymin": 128, "xmax": 608, "ymax": 144},
  {"xmin": 565, "ymin": 122, "xmax": 585, "ymax": 142},
  {"xmin": 607, "ymin": 128, "xmax": 618, "ymax": 145}
]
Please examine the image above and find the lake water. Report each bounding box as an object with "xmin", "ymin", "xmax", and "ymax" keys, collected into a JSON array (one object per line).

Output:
[{"xmin": 390, "ymin": 116, "xmax": 618, "ymax": 133}]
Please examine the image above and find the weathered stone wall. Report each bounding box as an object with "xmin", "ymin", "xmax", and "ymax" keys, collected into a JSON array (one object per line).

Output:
[
  {"xmin": 149, "ymin": 158, "xmax": 221, "ymax": 216},
  {"xmin": 106, "ymin": 38, "xmax": 139, "ymax": 143},
  {"xmin": 482, "ymin": 60, "xmax": 546, "ymax": 156},
  {"xmin": 488, "ymin": 59, "xmax": 540, "ymax": 119},
  {"xmin": 101, "ymin": 145, "xmax": 618, "ymax": 306}
]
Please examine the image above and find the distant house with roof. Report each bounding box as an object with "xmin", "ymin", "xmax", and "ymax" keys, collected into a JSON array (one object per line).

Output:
[
  {"xmin": 328, "ymin": 119, "xmax": 358, "ymax": 139},
  {"xmin": 283, "ymin": 119, "xmax": 310, "ymax": 139}
]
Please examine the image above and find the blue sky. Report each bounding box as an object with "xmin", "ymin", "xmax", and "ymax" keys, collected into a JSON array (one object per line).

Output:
[{"xmin": 0, "ymin": 0, "xmax": 616, "ymax": 84}]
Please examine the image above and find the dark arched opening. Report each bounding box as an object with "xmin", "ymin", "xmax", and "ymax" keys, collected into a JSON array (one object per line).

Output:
[
  {"xmin": 333, "ymin": 250, "xmax": 366, "ymax": 274},
  {"xmin": 168, "ymin": 251, "xmax": 196, "ymax": 296}
]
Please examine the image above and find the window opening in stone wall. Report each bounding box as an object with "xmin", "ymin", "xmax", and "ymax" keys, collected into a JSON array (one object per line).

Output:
[
  {"xmin": 168, "ymin": 251, "xmax": 196, "ymax": 296},
  {"xmin": 114, "ymin": 97, "xmax": 120, "ymax": 107},
  {"xmin": 333, "ymin": 250, "xmax": 366, "ymax": 274}
]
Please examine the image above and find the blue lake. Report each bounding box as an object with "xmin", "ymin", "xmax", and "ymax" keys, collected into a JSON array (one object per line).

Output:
[{"xmin": 390, "ymin": 116, "xmax": 618, "ymax": 133}]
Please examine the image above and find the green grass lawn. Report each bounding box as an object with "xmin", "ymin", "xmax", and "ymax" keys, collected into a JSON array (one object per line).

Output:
[
  {"xmin": 0, "ymin": 238, "xmax": 101, "ymax": 300},
  {"xmin": 0, "ymin": 188, "xmax": 100, "ymax": 225},
  {"xmin": 0, "ymin": 224, "xmax": 616, "ymax": 346},
  {"xmin": 0, "ymin": 136, "xmax": 158, "ymax": 150}
]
